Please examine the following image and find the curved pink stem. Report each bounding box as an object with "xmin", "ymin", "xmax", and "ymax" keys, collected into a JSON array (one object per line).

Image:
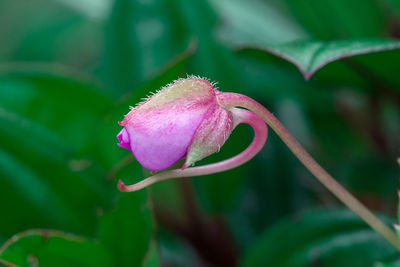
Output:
[
  {"xmin": 217, "ymin": 92, "xmax": 400, "ymax": 250},
  {"xmin": 118, "ymin": 107, "xmax": 268, "ymax": 192}
]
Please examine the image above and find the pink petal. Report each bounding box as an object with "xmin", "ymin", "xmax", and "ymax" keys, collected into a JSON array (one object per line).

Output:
[
  {"xmin": 117, "ymin": 128, "xmax": 132, "ymax": 151},
  {"xmin": 125, "ymin": 103, "xmax": 210, "ymax": 171}
]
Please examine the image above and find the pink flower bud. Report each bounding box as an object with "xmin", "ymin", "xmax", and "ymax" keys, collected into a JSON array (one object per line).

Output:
[
  {"xmin": 117, "ymin": 77, "xmax": 268, "ymax": 192},
  {"xmin": 117, "ymin": 78, "xmax": 233, "ymax": 171},
  {"xmin": 115, "ymin": 78, "xmax": 396, "ymax": 253}
]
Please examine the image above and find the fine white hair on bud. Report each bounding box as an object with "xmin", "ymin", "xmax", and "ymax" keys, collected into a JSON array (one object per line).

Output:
[{"xmin": 117, "ymin": 77, "xmax": 268, "ymax": 191}]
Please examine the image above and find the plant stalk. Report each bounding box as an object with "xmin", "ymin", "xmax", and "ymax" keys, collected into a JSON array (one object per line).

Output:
[{"xmin": 218, "ymin": 92, "xmax": 400, "ymax": 250}]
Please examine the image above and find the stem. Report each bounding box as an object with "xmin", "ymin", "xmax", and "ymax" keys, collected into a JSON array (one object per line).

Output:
[
  {"xmin": 217, "ymin": 92, "xmax": 400, "ymax": 250},
  {"xmin": 118, "ymin": 107, "xmax": 267, "ymax": 191}
]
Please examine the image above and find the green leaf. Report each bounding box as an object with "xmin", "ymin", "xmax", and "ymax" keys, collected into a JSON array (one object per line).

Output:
[
  {"xmin": 0, "ymin": 0, "xmax": 101, "ymax": 70},
  {"xmin": 241, "ymin": 209, "xmax": 398, "ymax": 267},
  {"xmin": 281, "ymin": 0, "xmax": 387, "ymax": 39},
  {"xmin": 386, "ymin": 0, "xmax": 400, "ymax": 18},
  {"xmin": 142, "ymin": 242, "xmax": 159, "ymax": 267},
  {"xmin": 396, "ymin": 191, "xmax": 400, "ymax": 242},
  {"xmin": 375, "ymin": 191, "xmax": 400, "ymax": 267},
  {"xmin": 101, "ymin": 0, "xmax": 240, "ymax": 95},
  {"xmin": 174, "ymin": 0, "xmax": 242, "ymax": 90},
  {"xmin": 210, "ymin": 0, "xmax": 309, "ymax": 44},
  {"xmin": 0, "ymin": 105, "xmax": 109, "ymax": 236},
  {"xmin": 240, "ymin": 39, "xmax": 400, "ymax": 80},
  {"xmin": 0, "ymin": 65, "xmax": 114, "ymax": 237},
  {"xmin": 0, "ymin": 229, "xmax": 113, "ymax": 267},
  {"xmin": 375, "ymin": 263, "xmax": 400, "ymax": 267},
  {"xmin": 98, "ymin": 191, "xmax": 154, "ymax": 267},
  {"xmin": 0, "ymin": 63, "xmax": 112, "ymax": 156},
  {"xmin": 397, "ymin": 190, "xmax": 400, "ymax": 226},
  {"xmin": 101, "ymin": 0, "xmax": 191, "ymax": 94}
]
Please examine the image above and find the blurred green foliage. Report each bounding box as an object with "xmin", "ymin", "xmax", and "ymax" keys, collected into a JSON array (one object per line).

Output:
[{"xmin": 0, "ymin": 0, "xmax": 399, "ymax": 266}]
